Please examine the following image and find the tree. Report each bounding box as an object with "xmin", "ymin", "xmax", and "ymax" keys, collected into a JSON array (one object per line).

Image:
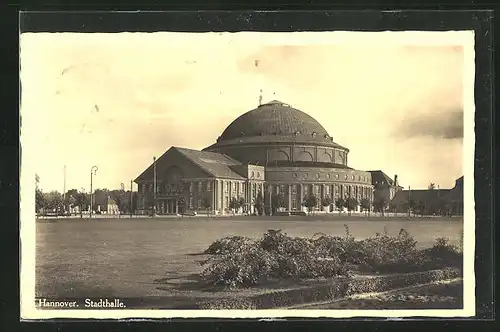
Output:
[
  {"xmin": 402, "ymin": 199, "xmax": 416, "ymax": 216},
  {"xmin": 271, "ymin": 193, "xmax": 286, "ymax": 214},
  {"xmin": 415, "ymin": 200, "xmax": 426, "ymax": 216},
  {"xmin": 388, "ymin": 201, "xmax": 398, "ymax": 216},
  {"xmin": 238, "ymin": 197, "xmax": 245, "ymax": 211},
  {"xmin": 335, "ymin": 197, "xmax": 345, "ymax": 214},
  {"xmin": 202, "ymin": 196, "xmax": 211, "ymax": 216},
  {"xmin": 254, "ymin": 191, "xmax": 264, "ymax": 216},
  {"xmin": 428, "ymin": 182, "xmax": 436, "ymax": 190},
  {"xmin": 321, "ymin": 196, "xmax": 333, "ymax": 211},
  {"xmin": 229, "ymin": 197, "xmax": 239, "ymax": 214},
  {"xmin": 44, "ymin": 191, "xmax": 64, "ymax": 215},
  {"xmin": 360, "ymin": 198, "xmax": 371, "ymax": 216},
  {"xmin": 177, "ymin": 195, "xmax": 186, "ymax": 215},
  {"xmin": 373, "ymin": 197, "xmax": 387, "ymax": 216},
  {"xmin": 345, "ymin": 197, "xmax": 358, "ymax": 216},
  {"xmin": 302, "ymin": 194, "xmax": 317, "ymax": 215},
  {"xmin": 35, "ymin": 189, "xmax": 46, "ymax": 213},
  {"xmin": 109, "ymin": 190, "xmax": 130, "ymax": 213}
]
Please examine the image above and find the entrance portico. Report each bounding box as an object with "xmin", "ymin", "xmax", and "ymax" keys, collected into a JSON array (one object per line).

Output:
[{"xmin": 158, "ymin": 198, "xmax": 179, "ymax": 214}]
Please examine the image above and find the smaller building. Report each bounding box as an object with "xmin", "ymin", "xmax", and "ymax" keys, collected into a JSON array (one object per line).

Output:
[
  {"xmin": 92, "ymin": 190, "xmax": 121, "ymax": 214},
  {"xmin": 369, "ymin": 170, "xmax": 403, "ymax": 210},
  {"xmin": 390, "ymin": 176, "xmax": 463, "ymax": 216}
]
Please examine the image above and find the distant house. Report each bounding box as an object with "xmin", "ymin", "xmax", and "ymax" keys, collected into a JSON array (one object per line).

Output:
[
  {"xmin": 92, "ymin": 190, "xmax": 120, "ymax": 214},
  {"xmin": 368, "ymin": 171, "xmax": 403, "ymax": 210},
  {"xmin": 390, "ymin": 176, "xmax": 463, "ymax": 216},
  {"xmin": 107, "ymin": 196, "xmax": 119, "ymax": 214}
]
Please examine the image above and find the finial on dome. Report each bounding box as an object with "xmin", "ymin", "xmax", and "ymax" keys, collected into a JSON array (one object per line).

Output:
[{"xmin": 258, "ymin": 89, "xmax": 263, "ymax": 106}]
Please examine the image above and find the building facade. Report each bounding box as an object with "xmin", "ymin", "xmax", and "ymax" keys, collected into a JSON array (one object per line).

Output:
[
  {"xmin": 135, "ymin": 100, "xmax": 376, "ymax": 215},
  {"xmin": 369, "ymin": 171, "xmax": 403, "ymax": 209},
  {"xmin": 390, "ymin": 176, "xmax": 464, "ymax": 216}
]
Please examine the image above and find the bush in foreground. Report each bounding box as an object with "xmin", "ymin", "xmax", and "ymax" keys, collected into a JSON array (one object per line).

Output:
[
  {"xmin": 200, "ymin": 228, "xmax": 463, "ymax": 289},
  {"xmin": 204, "ymin": 236, "xmax": 257, "ymax": 255}
]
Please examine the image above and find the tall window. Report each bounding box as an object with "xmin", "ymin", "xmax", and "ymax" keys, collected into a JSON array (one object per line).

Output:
[
  {"xmin": 198, "ymin": 181, "xmax": 203, "ymax": 192},
  {"xmin": 224, "ymin": 182, "xmax": 228, "ymax": 193},
  {"xmin": 292, "ymin": 199, "xmax": 297, "ymax": 210},
  {"xmin": 206, "ymin": 181, "xmax": 211, "ymax": 192},
  {"xmin": 280, "ymin": 184, "xmax": 285, "ymax": 194},
  {"xmin": 315, "ymin": 185, "xmax": 321, "ymax": 197},
  {"xmin": 292, "ymin": 185, "xmax": 297, "ymax": 195}
]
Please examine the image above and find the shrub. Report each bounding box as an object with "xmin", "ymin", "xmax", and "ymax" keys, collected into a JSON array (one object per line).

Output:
[
  {"xmin": 259, "ymin": 229, "xmax": 350, "ymax": 280},
  {"xmin": 420, "ymin": 237, "xmax": 463, "ymax": 270},
  {"xmin": 200, "ymin": 246, "xmax": 278, "ymax": 288},
  {"xmin": 357, "ymin": 229, "xmax": 421, "ymax": 273},
  {"xmin": 201, "ymin": 229, "xmax": 351, "ymax": 288},
  {"xmin": 204, "ymin": 236, "xmax": 257, "ymax": 255},
  {"xmin": 200, "ymin": 228, "xmax": 461, "ymax": 289},
  {"xmin": 311, "ymin": 226, "xmax": 365, "ymax": 265}
]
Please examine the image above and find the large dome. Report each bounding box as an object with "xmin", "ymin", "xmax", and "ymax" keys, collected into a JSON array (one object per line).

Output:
[{"xmin": 219, "ymin": 100, "xmax": 330, "ymax": 142}]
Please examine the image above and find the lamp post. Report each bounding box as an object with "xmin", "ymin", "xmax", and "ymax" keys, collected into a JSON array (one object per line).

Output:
[
  {"xmin": 130, "ymin": 180, "xmax": 133, "ymax": 218},
  {"xmin": 90, "ymin": 166, "xmax": 98, "ymax": 219}
]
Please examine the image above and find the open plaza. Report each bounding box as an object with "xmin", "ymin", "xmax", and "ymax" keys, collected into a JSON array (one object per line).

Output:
[{"xmin": 36, "ymin": 215, "xmax": 463, "ymax": 308}]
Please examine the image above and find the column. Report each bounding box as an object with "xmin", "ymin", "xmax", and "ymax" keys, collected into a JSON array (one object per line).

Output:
[
  {"xmin": 175, "ymin": 199, "xmax": 178, "ymax": 214},
  {"xmin": 299, "ymin": 184, "xmax": 304, "ymax": 211},
  {"xmin": 321, "ymin": 184, "xmax": 326, "ymax": 211},
  {"xmin": 288, "ymin": 184, "xmax": 292, "ymax": 211}
]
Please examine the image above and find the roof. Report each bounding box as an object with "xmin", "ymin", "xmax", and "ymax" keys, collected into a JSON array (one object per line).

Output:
[
  {"xmin": 204, "ymin": 134, "xmax": 348, "ymax": 150},
  {"xmin": 441, "ymin": 176, "xmax": 464, "ymax": 203},
  {"xmin": 216, "ymin": 100, "xmax": 343, "ymax": 147},
  {"xmin": 391, "ymin": 189, "xmax": 452, "ymax": 206},
  {"xmin": 262, "ymin": 160, "xmax": 352, "ymax": 169},
  {"xmin": 175, "ymin": 147, "xmax": 246, "ymax": 180},
  {"xmin": 135, "ymin": 147, "xmax": 246, "ymax": 182},
  {"xmin": 368, "ymin": 170, "xmax": 396, "ymax": 187}
]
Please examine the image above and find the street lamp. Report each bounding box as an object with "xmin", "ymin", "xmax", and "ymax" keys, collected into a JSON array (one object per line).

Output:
[{"xmin": 90, "ymin": 166, "xmax": 98, "ymax": 219}]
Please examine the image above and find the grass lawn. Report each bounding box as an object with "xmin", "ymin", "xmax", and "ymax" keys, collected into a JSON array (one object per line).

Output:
[{"xmin": 35, "ymin": 216, "xmax": 463, "ymax": 303}]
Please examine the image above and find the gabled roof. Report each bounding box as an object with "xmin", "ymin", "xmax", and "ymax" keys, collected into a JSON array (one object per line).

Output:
[
  {"xmin": 368, "ymin": 170, "xmax": 396, "ymax": 187},
  {"xmin": 135, "ymin": 147, "xmax": 246, "ymax": 182},
  {"xmin": 175, "ymin": 147, "xmax": 246, "ymax": 180}
]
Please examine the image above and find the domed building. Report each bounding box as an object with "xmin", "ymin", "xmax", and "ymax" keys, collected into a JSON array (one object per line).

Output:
[{"xmin": 135, "ymin": 100, "xmax": 379, "ymax": 215}]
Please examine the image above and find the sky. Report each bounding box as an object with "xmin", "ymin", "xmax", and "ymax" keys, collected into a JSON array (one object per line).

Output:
[{"xmin": 20, "ymin": 32, "xmax": 471, "ymax": 192}]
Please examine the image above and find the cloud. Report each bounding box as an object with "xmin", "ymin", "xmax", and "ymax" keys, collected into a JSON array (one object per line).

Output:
[{"xmin": 395, "ymin": 108, "xmax": 464, "ymax": 140}]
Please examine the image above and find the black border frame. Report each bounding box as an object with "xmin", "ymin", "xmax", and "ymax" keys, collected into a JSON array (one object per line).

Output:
[{"xmin": 2, "ymin": 7, "xmax": 495, "ymax": 331}]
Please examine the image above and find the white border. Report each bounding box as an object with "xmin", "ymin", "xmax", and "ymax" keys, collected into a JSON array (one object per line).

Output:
[{"xmin": 20, "ymin": 30, "xmax": 476, "ymax": 319}]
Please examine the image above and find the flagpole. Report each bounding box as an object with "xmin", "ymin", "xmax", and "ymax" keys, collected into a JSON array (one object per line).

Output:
[
  {"xmin": 153, "ymin": 156, "xmax": 157, "ymax": 216},
  {"xmin": 408, "ymin": 185, "xmax": 411, "ymax": 217},
  {"xmin": 63, "ymin": 165, "xmax": 66, "ymax": 213}
]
